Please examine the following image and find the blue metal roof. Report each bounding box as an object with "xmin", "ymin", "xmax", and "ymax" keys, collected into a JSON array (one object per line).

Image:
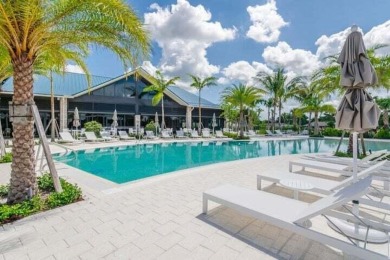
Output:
[
  {"xmin": 167, "ymin": 86, "xmax": 220, "ymax": 109},
  {"xmin": 1, "ymin": 72, "xmax": 112, "ymax": 96},
  {"xmin": 0, "ymin": 70, "xmax": 220, "ymax": 109}
]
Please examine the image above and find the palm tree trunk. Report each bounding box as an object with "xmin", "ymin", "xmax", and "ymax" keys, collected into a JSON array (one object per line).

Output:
[
  {"xmin": 278, "ymin": 101, "xmax": 282, "ymax": 130},
  {"xmin": 308, "ymin": 112, "xmax": 312, "ymax": 134},
  {"xmin": 8, "ymin": 55, "xmax": 37, "ymax": 204},
  {"xmin": 161, "ymin": 97, "xmax": 165, "ymax": 129},
  {"xmin": 198, "ymin": 89, "xmax": 201, "ymax": 133},
  {"xmin": 273, "ymin": 102, "xmax": 277, "ymax": 132},
  {"xmin": 314, "ymin": 111, "xmax": 319, "ymax": 135},
  {"xmin": 239, "ymin": 109, "xmax": 244, "ymax": 137},
  {"xmin": 267, "ymin": 107, "xmax": 270, "ymax": 130}
]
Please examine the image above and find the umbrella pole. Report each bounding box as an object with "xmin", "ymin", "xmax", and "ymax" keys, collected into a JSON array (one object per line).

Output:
[{"xmin": 353, "ymin": 132, "xmax": 358, "ymax": 180}]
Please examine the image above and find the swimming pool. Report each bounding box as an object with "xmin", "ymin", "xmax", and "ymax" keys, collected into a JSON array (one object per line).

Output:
[{"xmin": 53, "ymin": 138, "xmax": 389, "ymax": 184}]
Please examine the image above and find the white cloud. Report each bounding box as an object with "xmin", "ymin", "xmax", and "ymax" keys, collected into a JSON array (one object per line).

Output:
[
  {"xmin": 221, "ymin": 60, "xmax": 272, "ymax": 86},
  {"xmin": 262, "ymin": 41, "xmax": 320, "ymax": 76},
  {"xmin": 364, "ymin": 20, "xmax": 390, "ymax": 55},
  {"xmin": 141, "ymin": 61, "xmax": 158, "ymax": 75},
  {"xmin": 144, "ymin": 0, "xmax": 236, "ymax": 79},
  {"xmin": 246, "ymin": 0, "xmax": 288, "ymax": 43},
  {"xmin": 64, "ymin": 64, "xmax": 84, "ymax": 74},
  {"xmin": 315, "ymin": 27, "xmax": 353, "ymax": 60}
]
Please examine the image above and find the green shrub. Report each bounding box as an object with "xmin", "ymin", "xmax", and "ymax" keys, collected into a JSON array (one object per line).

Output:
[
  {"xmin": 0, "ymin": 153, "xmax": 12, "ymax": 163},
  {"xmin": 223, "ymin": 132, "xmax": 238, "ymax": 138},
  {"xmin": 322, "ymin": 127, "xmax": 343, "ymax": 137},
  {"xmin": 233, "ymin": 136, "xmax": 250, "ymax": 140},
  {"xmin": 0, "ymin": 174, "xmax": 82, "ymax": 224},
  {"xmin": 374, "ymin": 128, "xmax": 390, "ymax": 139},
  {"xmin": 334, "ymin": 151, "xmax": 365, "ymax": 159},
  {"xmin": 145, "ymin": 121, "xmax": 158, "ymax": 132},
  {"xmin": 0, "ymin": 184, "xmax": 9, "ymax": 198},
  {"xmin": 84, "ymin": 121, "xmax": 102, "ymax": 137},
  {"xmin": 46, "ymin": 180, "xmax": 82, "ymax": 208},
  {"xmin": 309, "ymin": 134, "xmax": 324, "ymax": 138}
]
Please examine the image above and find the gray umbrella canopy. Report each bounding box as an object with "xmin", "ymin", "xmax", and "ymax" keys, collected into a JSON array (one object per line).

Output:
[
  {"xmin": 335, "ymin": 30, "xmax": 380, "ymax": 132},
  {"xmin": 112, "ymin": 109, "xmax": 118, "ymax": 128},
  {"xmin": 73, "ymin": 107, "xmax": 80, "ymax": 128},
  {"xmin": 154, "ymin": 112, "xmax": 159, "ymax": 127}
]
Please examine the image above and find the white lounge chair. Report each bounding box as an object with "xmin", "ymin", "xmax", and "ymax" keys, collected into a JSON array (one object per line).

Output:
[
  {"xmin": 161, "ymin": 130, "xmax": 172, "ymax": 139},
  {"xmin": 304, "ymin": 150, "xmax": 389, "ymax": 167},
  {"xmin": 203, "ymin": 177, "xmax": 390, "ymax": 259},
  {"xmin": 191, "ymin": 130, "xmax": 200, "ymax": 138},
  {"xmin": 84, "ymin": 131, "xmax": 105, "ymax": 142},
  {"xmin": 288, "ymin": 157, "xmax": 388, "ymax": 176},
  {"xmin": 118, "ymin": 131, "xmax": 135, "ymax": 141},
  {"xmin": 202, "ymin": 130, "xmax": 211, "ymax": 138},
  {"xmin": 175, "ymin": 130, "xmax": 187, "ymax": 138},
  {"xmin": 301, "ymin": 129, "xmax": 309, "ymax": 135},
  {"xmin": 58, "ymin": 132, "xmax": 83, "ymax": 145},
  {"xmin": 257, "ymin": 160, "xmax": 387, "ymax": 196},
  {"xmin": 100, "ymin": 131, "xmax": 115, "ymax": 142},
  {"xmin": 215, "ymin": 130, "xmax": 224, "ymax": 138},
  {"xmin": 145, "ymin": 131, "xmax": 158, "ymax": 139},
  {"xmin": 275, "ymin": 129, "xmax": 285, "ymax": 136},
  {"xmin": 266, "ymin": 130, "xmax": 282, "ymax": 136}
]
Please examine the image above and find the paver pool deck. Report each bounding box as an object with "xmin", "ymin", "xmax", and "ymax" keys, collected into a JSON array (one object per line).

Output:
[{"xmin": 0, "ymin": 138, "xmax": 387, "ymax": 259}]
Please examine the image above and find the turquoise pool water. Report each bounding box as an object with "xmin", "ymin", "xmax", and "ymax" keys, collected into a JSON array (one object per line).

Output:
[{"xmin": 53, "ymin": 138, "xmax": 389, "ymax": 184}]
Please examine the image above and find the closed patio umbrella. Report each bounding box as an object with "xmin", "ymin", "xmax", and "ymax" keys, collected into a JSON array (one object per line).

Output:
[
  {"xmin": 212, "ymin": 113, "xmax": 217, "ymax": 135},
  {"xmin": 155, "ymin": 112, "xmax": 159, "ymax": 135},
  {"xmin": 112, "ymin": 109, "xmax": 118, "ymax": 136},
  {"xmin": 335, "ymin": 27, "xmax": 380, "ymax": 179},
  {"xmin": 73, "ymin": 107, "xmax": 80, "ymax": 128}
]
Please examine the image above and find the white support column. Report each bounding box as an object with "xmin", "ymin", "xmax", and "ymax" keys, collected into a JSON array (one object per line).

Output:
[
  {"xmin": 59, "ymin": 97, "xmax": 68, "ymax": 131},
  {"xmin": 186, "ymin": 106, "xmax": 193, "ymax": 129}
]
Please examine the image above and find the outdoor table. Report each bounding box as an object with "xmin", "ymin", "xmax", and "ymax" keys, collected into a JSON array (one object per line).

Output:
[{"xmin": 279, "ymin": 179, "xmax": 314, "ymax": 200}]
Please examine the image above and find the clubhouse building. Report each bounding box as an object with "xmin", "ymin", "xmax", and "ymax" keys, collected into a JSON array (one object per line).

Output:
[{"xmin": 0, "ymin": 68, "xmax": 223, "ymax": 135}]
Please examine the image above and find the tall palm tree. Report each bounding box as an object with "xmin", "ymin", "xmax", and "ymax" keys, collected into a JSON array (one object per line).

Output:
[
  {"xmin": 143, "ymin": 71, "xmax": 180, "ymax": 129},
  {"xmin": 256, "ymin": 68, "xmax": 304, "ymax": 131},
  {"xmin": 0, "ymin": 0, "xmax": 150, "ymax": 204},
  {"xmin": 222, "ymin": 84, "xmax": 264, "ymax": 138},
  {"xmin": 376, "ymin": 97, "xmax": 390, "ymax": 129},
  {"xmin": 297, "ymin": 96, "xmax": 336, "ymax": 135},
  {"xmin": 189, "ymin": 75, "xmax": 217, "ymax": 133}
]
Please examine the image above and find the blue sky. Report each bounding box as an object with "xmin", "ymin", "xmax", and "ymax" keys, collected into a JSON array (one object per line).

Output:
[{"xmin": 74, "ymin": 0, "xmax": 390, "ymax": 105}]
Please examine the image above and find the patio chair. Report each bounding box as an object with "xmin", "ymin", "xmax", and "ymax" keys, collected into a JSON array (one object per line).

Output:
[
  {"xmin": 84, "ymin": 131, "xmax": 105, "ymax": 142},
  {"xmin": 215, "ymin": 130, "xmax": 224, "ymax": 138},
  {"xmin": 265, "ymin": 130, "xmax": 276, "ymax": 136},
  {"xmin": 100, "ymin": 131, "xmax": 115, "ymax": 142},
  {"xmin": 288, "ymin": 158, "xmax": 386, "ymax": 176},
  {"xmin": 202, "ymin": 130, "xmax": 211, "ymax": 138},
  {"xmin": 161, "ymin": 130, "xmax": 172, "ymax": 139},
  {"xmin": 118, "ymin": 131, "xmax": 135, "ymax": 141},
  {"xmin": 58, "ymin": 132, "xmax": 83, "ymax": 145},
  {"xmin": 304, "ymin": 150, "xmax": 389, "ymax": 167},
  {"xmin": 145, "ymin": 131, "xmax": 158, "ymax": 139},
  {"xmin": 257, "ymin": 160, "xmax": 387, "ymax": 196},
  {"xmin": 275, "ymin": 129, "xmax": 285, "ymax": 136},
  {"xmin": 191, "ymin": 130, "xmax": 200, "ymax": 138},
  {"xmin": 203, "ymin": 176, "xmax": 390, "ymax": 259},
  {"xmin": 301, "ymin": 129, "xmax": 309, "ymax": 135},
  {"xmin": 175, "ymin": 130, "xmax": 187, "ymax": 138}
]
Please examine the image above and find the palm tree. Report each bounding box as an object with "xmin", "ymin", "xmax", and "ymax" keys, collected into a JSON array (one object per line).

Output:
[
  {"xmin": 222, "ymin": 84, "xmax": 264, "ymax": 137},
  {"xmin": 297, "ymin": 95, "xmax": 336, "ymax": 135},
  {"xmin": 143, "ymin": 71, "xmax": 180, "ymax": 129},
  {"xmin": 256, "ymin": 68, "xmax": 304, "ymax": 132},
  {"xmin": 376, "ymin": 97, "xmax": 390, "ymax": 129},
  {"xmin": 0, "ymin": 1, "xmax": 150, "ymax": 204},
  {"xmin": 189, "ymin": 75, "xmax": 217, "ymax": 133}
]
